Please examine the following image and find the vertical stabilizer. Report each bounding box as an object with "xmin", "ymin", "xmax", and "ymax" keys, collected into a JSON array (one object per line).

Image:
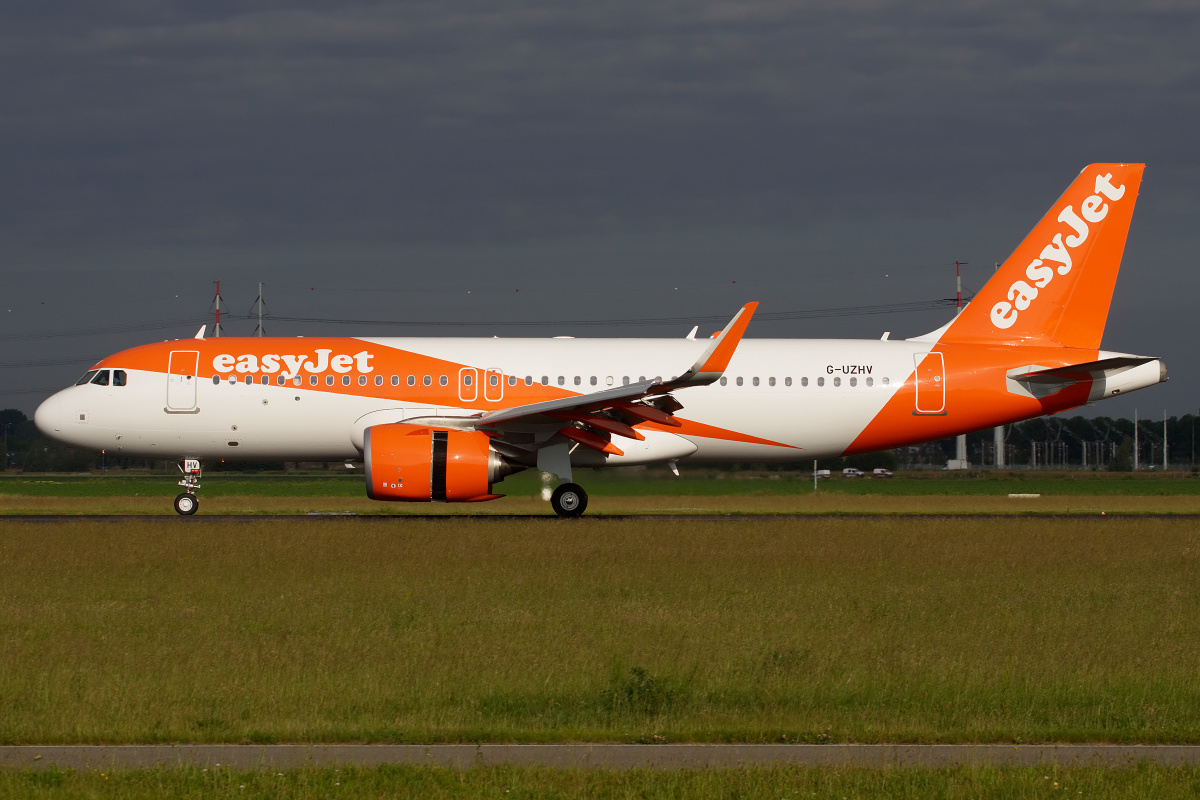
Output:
[{"xmin": 940, "ymin": 163, "xmax": 1144, "ymax": 349}]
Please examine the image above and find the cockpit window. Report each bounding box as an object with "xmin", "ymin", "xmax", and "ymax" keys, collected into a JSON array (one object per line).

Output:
[
  {"xmin": 76, "ymin": 370, "xmax": 98, "ymax": 386},
  {"xmin": 90, "ymin": 370, "xmax": 110, "ymax": 386},
  {"xmin": 113, "ymin": 370, "xmax": 127, "ymax": 387}
]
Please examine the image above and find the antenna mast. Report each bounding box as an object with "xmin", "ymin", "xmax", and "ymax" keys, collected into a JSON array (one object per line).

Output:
[
  {"xmin": 251, "ymin": 282, "xmax": 267, "ymax": 337},
  {"xmin": 212, "ymin": 281, "xmax": 224, "ymax": 338}
]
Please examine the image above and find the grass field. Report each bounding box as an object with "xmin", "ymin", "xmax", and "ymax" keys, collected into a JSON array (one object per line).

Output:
[
  {"xmin": 3, "ymin": 470, "xmax": 1200, "ymax": 515},
  {"xmin": 3, "ymin": 516, "xmax": 1199, "ymax": 745},
  {"xmin": 4, "ymin": 764, "xmax": 1200, "ymax": 799}
]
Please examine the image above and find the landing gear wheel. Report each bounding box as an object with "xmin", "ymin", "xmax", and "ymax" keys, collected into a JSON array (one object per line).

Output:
[
  {"xmin": 174, "ymin": 493, "xmax": 199, "ymax": 516},
  {"xmin": 550, "ymin": 483, "xmax": 588, "ymax": 517}
]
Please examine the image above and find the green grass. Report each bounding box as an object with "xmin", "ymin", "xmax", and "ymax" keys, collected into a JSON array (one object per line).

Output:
[
  {"xmin": 4, "ymin": 764, "xmax": 1200, "ymax": 799},
  {"xmin": 2, "ymin": 517, "xmax": 1199, "ymax": 744},
  {"xmin": 2, "ymin": 469, "xmax": 1199, "ymax": 502}
]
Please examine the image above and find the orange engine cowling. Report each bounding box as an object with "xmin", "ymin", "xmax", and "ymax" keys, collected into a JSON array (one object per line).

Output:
[{"xmin": 364, "ymin": 424, "xmax": 518, "ymax": 502}]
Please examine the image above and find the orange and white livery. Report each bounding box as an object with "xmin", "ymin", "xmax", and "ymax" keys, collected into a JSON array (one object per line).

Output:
[{"xmin": 35, "ymin": 164, "xmax": 1166, "ymax": 515}]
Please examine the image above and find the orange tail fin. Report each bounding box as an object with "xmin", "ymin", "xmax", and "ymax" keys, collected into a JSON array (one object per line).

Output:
[{"xmin": 941, "ymin": 163, "xmax": 1144, "ymax": 349}]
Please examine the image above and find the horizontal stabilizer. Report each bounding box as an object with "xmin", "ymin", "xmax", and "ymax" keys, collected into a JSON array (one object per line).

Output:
[
  {"xmin": 1007, "ymin": 355, "xmax": 1167, "ymax": 402},
  {"xmin": 1010, "ymin": 356, "xmax": 1158, "ymax": 383}
]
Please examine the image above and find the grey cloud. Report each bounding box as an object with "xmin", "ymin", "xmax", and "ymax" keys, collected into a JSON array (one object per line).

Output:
[{"xmin": 1, "ymin": 1, "xmax": 1197, "ymax": 414}]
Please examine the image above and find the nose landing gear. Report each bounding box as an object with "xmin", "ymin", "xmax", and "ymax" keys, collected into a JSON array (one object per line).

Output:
[{"xmin": 174, "ymin": 459, "xmax": 201, "ymax": 515}]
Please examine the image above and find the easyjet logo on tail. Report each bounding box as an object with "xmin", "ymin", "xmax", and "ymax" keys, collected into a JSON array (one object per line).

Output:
[{"xmin": 989, "ymin": 173, "xmax": 1126, "ymax": 330}]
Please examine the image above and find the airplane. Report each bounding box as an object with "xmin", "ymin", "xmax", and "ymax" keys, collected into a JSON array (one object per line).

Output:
[{"xmin": 34, "ymin": 163, "xmax": 1166, "ymax": 516}]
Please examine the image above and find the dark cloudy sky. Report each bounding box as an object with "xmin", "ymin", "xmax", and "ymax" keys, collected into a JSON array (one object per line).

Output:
[{"xmin": 2, "ymin": 1, "xmax": 1197, "ymax": 422}]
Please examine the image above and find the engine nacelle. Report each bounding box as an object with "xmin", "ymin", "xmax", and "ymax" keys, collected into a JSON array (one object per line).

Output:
[{"xmin": 364, "ymin": 424, "xmax": 519, "ymax": 502}]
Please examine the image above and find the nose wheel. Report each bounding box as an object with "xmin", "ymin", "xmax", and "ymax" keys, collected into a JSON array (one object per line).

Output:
[
  {"xmin": 173, "ymin": 492, "xmax": 199, "ymax": 515},
  {"xmin": 175, "ymin": 458, "xmax": 202, "ymax": 515},
  {"xmin": 550, "ymin": 483, "xmax": 588, "ymax": 517}
]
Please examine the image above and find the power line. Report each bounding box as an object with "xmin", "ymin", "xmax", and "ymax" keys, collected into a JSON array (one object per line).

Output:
[
  {"xmin": 0, "ymin": 297, "xmax": 960, "ymax": 344},
  {"xmin": 0, "ymin": 317, "xmax": 207, "ymax": 343},
  {"xmin": 0, "ymin": 356, "xmax": 102, "ymax": 369},
  {"xmin": 227, "ymin": 298, "xmax": 959, "ymax": 330}
]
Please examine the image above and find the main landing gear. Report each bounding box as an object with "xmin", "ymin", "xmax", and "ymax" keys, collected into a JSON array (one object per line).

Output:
[
  {"xmin": 174, "ymin": 458, "xmax": 201, "ymax": 515},
  {"xmin": 550, "ymin": 483, "xmax": 588, "ymax": 518}
]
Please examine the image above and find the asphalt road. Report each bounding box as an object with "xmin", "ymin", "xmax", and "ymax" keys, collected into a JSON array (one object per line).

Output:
[{"xmin": 3, "ymin": 744, "xmax": 1200, "ymax": 770}]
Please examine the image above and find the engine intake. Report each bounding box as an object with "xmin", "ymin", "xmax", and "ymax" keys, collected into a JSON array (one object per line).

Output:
[{"xmin": 364, "ymin": 424, "xmax": 520, "ymax": 502}]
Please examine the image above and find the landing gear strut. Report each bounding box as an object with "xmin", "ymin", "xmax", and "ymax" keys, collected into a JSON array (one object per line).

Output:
[
  {"xmin": 175, "ymin": 459, "xmax": 201, "ymax": 515},
  {"xmin": 550, "ymin": 483, "xmax": 588, "ymax": 517}
]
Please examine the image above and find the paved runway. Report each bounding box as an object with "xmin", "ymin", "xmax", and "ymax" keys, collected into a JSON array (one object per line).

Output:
[{"xmin": 4, "ymin": 744, "xmax": 1200, "ymax": 770}]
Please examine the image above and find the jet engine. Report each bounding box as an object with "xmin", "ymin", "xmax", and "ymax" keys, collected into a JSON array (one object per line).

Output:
[{"xmin": 364, "ymin": 424, "xmax": 521, "ymax": 502}]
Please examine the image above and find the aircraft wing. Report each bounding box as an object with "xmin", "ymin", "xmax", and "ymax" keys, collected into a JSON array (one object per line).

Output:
[{"xmin": 471, "ymin": 302, "xmax": 758, "ymax": 457}]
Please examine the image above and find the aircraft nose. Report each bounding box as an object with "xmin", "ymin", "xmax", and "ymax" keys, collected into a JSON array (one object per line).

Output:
[{"xmin": 34, "ymin": 392, "xmax": 63, "ymax": 437}]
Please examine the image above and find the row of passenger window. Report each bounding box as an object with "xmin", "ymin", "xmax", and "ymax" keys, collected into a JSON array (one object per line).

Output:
[
  {"xmin": 719, "ymin": 376, "xmax": 890, "ymax": 388},
  {"xmin": 76, "ymin": 369, "xmax": 128, "ymax": 386},
  {"xmin": 211, "ymin": 372, "xmax": 892, "ymax": 389}
]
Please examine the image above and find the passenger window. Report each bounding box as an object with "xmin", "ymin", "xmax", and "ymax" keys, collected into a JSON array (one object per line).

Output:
[
  {"xmin": 834, "ymin": 377, "xmax": 841, "ymax": 387},
  {"xmin": 720, "ymin": 377, "xmax": 727, "ymax": 386},
  {"xmin": 408, "ymin": 375, "xmax": 416, "ymax": 386},
  {"xmin": 574, "ymin": 376, "xmax": 581, "ymax": 385},
  {"xmin": 488, "ymin": 374, "xmax": 497, "ymax": 387},
  {"xmin": 736, "ymin": 377, "xmax": 743, "ymax": 386},
  {"xmin": 326, "ymin": 375, "xmax": 335, "ymax": 386},
  {"xmin": 786, "ymin": 377, "xmax": 793, "ymax": 387},
  {"xmin": 768, "ymin": 377, "xmax": 775, "ymax": 387},
  {"xmin": 293, "ymin": 377, "xmax": 302, "ymax": 386},
  {"xmin": 439, "ymin": 375, "xmax": 448, "ymax": 386},
  {"xmin": 590, "ymin": 376, "xmax": 597, "ymax": 386},
  {"xmin": 866, "ymin": 377, "xmax": 873, "ymax": 387},
  {"xmin": 850, "ymin": 377, "xmax": 857, "ymax": 387},
  {"xmin": 260, "ymin": 375, "xmax": 268, "ymax": 386},
  {"xmin": 463, "ymin": 373, "xmax": 473, "ymax": 386},
  {"xmin": 246, "ymin": 376, "xmax": 254, "ymax": 385},
  {"xmin": 423, "ymin": 375, "xmax": 432, "ymax": 386},
  {"xmin": 76, "ymin": 370, "xmax": 98, "ymax": 386},
  {"xmin": 310, "ymin": 375, "xmax": 318, "ymax": 386},
  {"xmin": 91, "ymin": 370, "xmax": 110, "ymax": 386},
  {"xmin": 213, "ymin": 375, "xmax": 220, "ymax": 385},
  {"xmin": 752, "ymin": 377, "xmax": 760, "ymax": 386},
  {"xmin": 525, "ymin": 376, "xmax": 533, "ymax": 386},
  {"xmin": 359, "ymin": 376, "xmax": 367, "ymax": 386},
  {"xmin": 882, "ymin": 377, "xmax": 890, "ymax": 386},
  {"xmin": 557, "ymin": 376, "xmax": 565, "ymax": 386},
  {"xmin": 113, "ymin": 370, "xmax": 127, "ymax": 387},
  {"xmin": 639, "ymin": 375, "xmax": 646, "ymax": 382},
  {"xmin": 606, "ymin": 376, "xmax": 614, "ymax": 386},
  {"xmin": 623, "ymin": 376, "xmax": 630, "ymax": 385},
  {"xmin": 391, "ymin": 375, "xmax": 399, "ymax": 386},
  {"xmin": 508, "ymin": 375, "xmax": 517, "ymax": 386},
  {"xmin": 817, "ymin": 377, "xmax": 824, "ymax": 387},
  {"xmin": 375, "ymin": 375, "xmax": 383, "ymax": 386},
  {"xmin": 542, "ymin": 376, "xmax": 549, "ymax": 385},
  {"xmin": 344, "ymin": 375, "xmax": 352, "ymax": 386}
]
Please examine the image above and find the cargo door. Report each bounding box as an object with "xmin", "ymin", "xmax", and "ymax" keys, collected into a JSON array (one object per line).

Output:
[
  {"xmin": 167, "ymin": 351, "xmax": 200, "ymax": 412},
  {"xmin": 913, "ymin": 352, "xmax": 945, "ymax": 415}
]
